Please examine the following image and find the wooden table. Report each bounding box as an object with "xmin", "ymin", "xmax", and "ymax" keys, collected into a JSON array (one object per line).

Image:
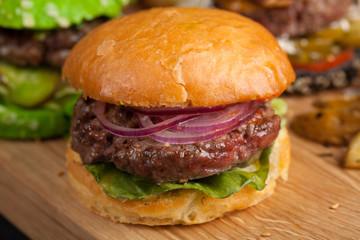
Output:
[{"xmin": 1, "ymin": 91, "xmax": 359, "ymax": 240}]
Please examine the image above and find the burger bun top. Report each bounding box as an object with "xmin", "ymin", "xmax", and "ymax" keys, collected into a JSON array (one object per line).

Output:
[{"xmin": 63, "ymin": 7, "xmax": 295, "ymax": 107}]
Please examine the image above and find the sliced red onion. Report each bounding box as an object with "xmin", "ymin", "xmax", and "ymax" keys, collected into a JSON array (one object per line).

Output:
[
  {"xmin": 94, "ymin": 101, "xmax": 198, "ymax": 137},
  {"xmin": 95, "ymin": 100, "xmax": 260, "ymax": 144},
  {"xmin": 129, "ymin": 105, "xmax": 226, "ymax": 116},
  {"xmin": 170, "ymin": 102, "xmax": 250, "ymax": 133},
  {"xmin": 138, "ymin": 101, "xmax": 260, "ymax": 144}
]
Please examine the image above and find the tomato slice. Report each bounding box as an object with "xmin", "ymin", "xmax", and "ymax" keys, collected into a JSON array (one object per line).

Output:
[{"xmin": 292, "ymin": 49, "xmax": 355, "ymax": 73}]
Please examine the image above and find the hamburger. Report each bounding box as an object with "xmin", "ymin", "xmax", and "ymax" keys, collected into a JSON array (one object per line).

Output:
[
  {"xmin": 63, "ymin": 7, "xmax": 295, "ymax": 225},
  {"xmin": 215, "ymin": 0, "xmax": 360, "ymax": 95},
  {"xmin": 0, "ymin": 0, "xmax": 130, "ymax": 139}
]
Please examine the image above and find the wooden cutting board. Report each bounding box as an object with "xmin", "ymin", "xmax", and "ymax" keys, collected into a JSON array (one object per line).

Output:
[{"xmin": 1, "ymin": 91, "xmax": 359, "ymax": 240}]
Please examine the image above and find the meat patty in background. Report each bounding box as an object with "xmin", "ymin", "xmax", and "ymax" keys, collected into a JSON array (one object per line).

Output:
[
  {"xmin": 0, "ymin": 19, "xmax": 105, "ymax": 67},
  {"xmin": 216, "ymin": 0, "xmax": 352, "ymax": 37}
]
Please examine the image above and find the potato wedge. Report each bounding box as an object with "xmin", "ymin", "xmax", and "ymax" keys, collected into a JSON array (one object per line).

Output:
[
  {"xmin": 292, "ymin": 93, "xmax": 360, "ymax": 146},
  {"xmin": 345, "ymin": 132, "xmax": 360, "ymax": 168},
  {"xmin": 313, "ymin": 95, "xmax": 360, "ymax": 110}
]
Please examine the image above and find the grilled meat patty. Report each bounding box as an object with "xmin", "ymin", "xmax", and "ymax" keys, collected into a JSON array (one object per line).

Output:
[
  {"xmin": 216, "ymin": 0, "xmax": 352, "ymax": 37},
  {"xmin": 0, "ymin": 19, "xmax": 104, "ymax": 67},
  {"xmin": 71, "ymin": 98, "xmax": 281, "ymax": 183}
]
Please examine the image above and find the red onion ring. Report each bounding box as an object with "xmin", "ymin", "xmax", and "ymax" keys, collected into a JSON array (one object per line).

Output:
[
  {"xmin": 94, "ymin": 101, "xmax": 198, "ymax": 137},
  {"xmin": 138, "ymin": 101, "xmax": 260, "ymax": 144},
  {"xmin": 95, "ymin": 100, "xmax": 260, "ymax": 144},
  {"xmin": 170, "ymin": 102, "xmax": 250, "ymax": 133}
]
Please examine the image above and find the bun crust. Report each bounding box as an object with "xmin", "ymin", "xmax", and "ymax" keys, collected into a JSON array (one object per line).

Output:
[
  {"xmin": 66, "ymin": 128, "xmax": 290, "ymax": 225},
  {"xmin": 63, "ymin": 7, "xmax": 295, "ymax": 107}
]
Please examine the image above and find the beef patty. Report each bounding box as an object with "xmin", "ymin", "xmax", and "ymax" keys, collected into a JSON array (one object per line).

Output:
[
  {"xmin": 216, "ymin": 0, "xmax": 352, "ymax": 37},
  {"xmin": 71, "ymin": 98, "xmax": 281, "ymax": 183},
  {"xmin": 0, "ymin": 19, "xmax": 104, "ymax": 67}
]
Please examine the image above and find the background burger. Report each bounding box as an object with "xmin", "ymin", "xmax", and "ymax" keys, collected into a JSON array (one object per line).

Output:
[
  {"xmin": 216, "ymin": 0, "xmax": 360, "ymax": 95},
  {"xmin": 63, "ymin": 7, "xmax": 295, "ymax": 225},
  {"xmin": 0, "ymin": 0, "xmax": 130, "ymax": 139}
]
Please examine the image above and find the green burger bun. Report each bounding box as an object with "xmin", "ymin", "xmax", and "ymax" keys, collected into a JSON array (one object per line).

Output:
[{"xmin": 0, "ymin": 0, "xmax": 131, "ymax": 29}]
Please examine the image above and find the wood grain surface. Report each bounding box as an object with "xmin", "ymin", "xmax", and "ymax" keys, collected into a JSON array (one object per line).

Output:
[{"xmin": 1, "ymin": 90, "xmax": 360, "ymax": 240}]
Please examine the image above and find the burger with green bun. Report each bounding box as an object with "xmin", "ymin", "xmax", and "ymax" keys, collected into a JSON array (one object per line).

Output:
[{"xmin": 0, "ymin": 0, "xmax": 131, "ymax": 139}]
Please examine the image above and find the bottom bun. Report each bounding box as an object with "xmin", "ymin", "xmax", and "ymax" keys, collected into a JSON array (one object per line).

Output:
[{"xmin": 66, "ymin": 128, "xmax": 290, "ymax": 226}]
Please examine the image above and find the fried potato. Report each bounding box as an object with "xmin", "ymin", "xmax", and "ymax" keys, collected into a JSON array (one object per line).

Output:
[
  {"xmin": 313, "ymin": 95, "xmax": 360, "ymax": 110},
  {"xmin": 291, "ymin": 108, "xmax": 360, "ymax": 146},
  {"xmin": 345, "ymin": 132, "xmax": 360, "ymax": 168}
]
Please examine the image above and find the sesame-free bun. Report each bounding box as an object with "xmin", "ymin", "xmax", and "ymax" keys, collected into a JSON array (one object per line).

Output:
[
  {"xmin": 66, "ymin": 127, "xmax": 290, "ymax": 226},
  {"xmin": 63, "ymin": 7, "xmax": 295, "ymax": 107}
]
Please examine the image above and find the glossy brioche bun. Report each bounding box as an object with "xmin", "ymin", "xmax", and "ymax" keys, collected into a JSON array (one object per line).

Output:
[
  {"xmin": 66, "ymin": 127, "xmax": 290, "ymax": 226},
  {"xmin": 63, "ymin": 7, "xmax": 295, "ymax": 107}
]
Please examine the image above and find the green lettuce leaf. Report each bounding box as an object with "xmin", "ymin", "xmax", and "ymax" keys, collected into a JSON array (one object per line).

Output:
[
  {"xmin": 85, "ymin": 147, "xmax": 271, "ymax": 200},
  {"xmin": 270, "ymin": 98, "xmax": 287, "ymax": 117},
  {"xmin": 0, "ymin": 0, "xmax": 131, "ymax": 30},
  {"xmin": 271, "ymin": 97, "xmax": 287, "ymax": 127}
]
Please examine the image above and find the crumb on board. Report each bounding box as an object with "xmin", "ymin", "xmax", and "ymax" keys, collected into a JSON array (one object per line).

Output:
[
  {"xmin": 261, "ymin": 232, "xmax": 272, "ymax": 237},
  {"xmin": 57, "ymin": 171, "xmax": 65, "ymax": 177},
  {"xmin": 330, "ymin": 202, "xmax": 340, "ymax": 210}
]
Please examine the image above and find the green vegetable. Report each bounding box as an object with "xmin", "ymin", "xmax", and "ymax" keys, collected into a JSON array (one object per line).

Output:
[
  {"xmin": 0, "ymin": 87, "xmax": 80, "ymax": 140},
  {"xmin": 0, "ymin": 0, "xmax": 131, "ymax": 30},
  {"xmin": 271, "ymin": 98, "xmax": 287, "ymax": 127},
  {"xmin": 311, "ymin": 27, "xmax": 344, "ymax": 41},
  {"xmin": 340, "ymin": 19, "xmax": 360, "ymax": 48},
  {"xmin": 44, "ymin": 87, "xmax": 82, "ymax": 117},
  {"xmin": 0, "ymin": 62, "xmax": 60, "ymax": 108},
  {"xmin": 85, "ymin": 147, "xmax": 271, "ymax": 200},
  {"xmin": 270, "ymin": 98, "xmax": 287, "ymax": 117},
  {"xmin": 0, "ymin": 102, "xmax": 68, "ymax": 139},
  {"xmin": 287, "ymin": 18, "xmax": 360, "ymax": 64},
  {"xmin": 0, "ymin": 60, "xmax": 81, "ymax": 139}
]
